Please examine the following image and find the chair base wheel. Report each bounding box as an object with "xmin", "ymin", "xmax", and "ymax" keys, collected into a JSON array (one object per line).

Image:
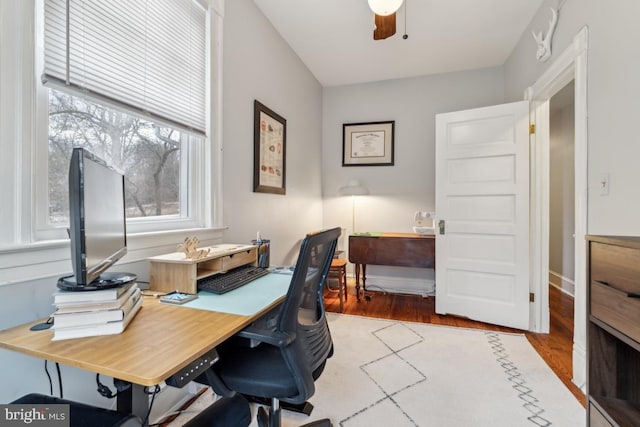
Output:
[
  {"xmin": 255, "ymin": 403, "xmax": 331, "ymax": 427},
  {"xmin": 242, "ymin": 394, "xmax": 314, "ymax": 416}
]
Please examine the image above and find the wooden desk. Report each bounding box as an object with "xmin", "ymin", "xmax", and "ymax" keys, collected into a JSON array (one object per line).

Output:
[
  {"xmin": 348, "ymin": 232, "xmax": 435, "ymax": 300},
  {"xmin": 0, "ymin": 273, "xmax": 290, "ymax": 425}
]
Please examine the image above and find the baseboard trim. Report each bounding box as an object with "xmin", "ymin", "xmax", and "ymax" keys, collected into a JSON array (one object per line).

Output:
[
  {"xmin": 572, "ymin": 340, "xmax": 586, "ymax": 392},
  {"xmin": 549, "ymin": 270, "xmax": 575, "ymax": 297}
]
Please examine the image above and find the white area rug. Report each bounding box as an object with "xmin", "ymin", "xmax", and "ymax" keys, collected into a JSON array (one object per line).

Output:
[{"xmin": 170, "ymin": 313, "xmax": 585, "ymax": 426}]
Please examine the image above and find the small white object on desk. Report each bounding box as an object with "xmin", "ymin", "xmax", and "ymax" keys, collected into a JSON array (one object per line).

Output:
[
  {"xmin": 413, "ymin": 226, "xmax": 435, "ymax": 235},
  {"xmin": 272, "ymin": 266, "xmax": 295, "ymax": 275},
  {"xmin": 160, "ymin": 290, "xmax": 198, "ymax": 305},
  {"xmin": 413, "ymin": 211, "xmax": 435, "ymax": 235}
]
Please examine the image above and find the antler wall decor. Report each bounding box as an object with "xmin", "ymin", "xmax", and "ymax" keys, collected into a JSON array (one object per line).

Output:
[{"xmin": 532, "ymin": 8, "xmax": 558, "ymax": 63}]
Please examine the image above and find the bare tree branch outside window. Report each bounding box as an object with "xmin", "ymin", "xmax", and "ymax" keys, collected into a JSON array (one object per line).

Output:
[{"xmin": 48, "ymin": 89, "xmax": 182, "ymax": 225}]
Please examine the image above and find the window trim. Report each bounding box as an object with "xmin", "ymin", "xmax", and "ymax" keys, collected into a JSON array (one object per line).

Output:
[{"xmin": 0, "ymin": 0, "xmax": 225, "ymax": 285}]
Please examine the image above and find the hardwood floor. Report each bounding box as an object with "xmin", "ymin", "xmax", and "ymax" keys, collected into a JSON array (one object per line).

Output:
[{"xmin": 324, "ymin": 281, "xmax": 586, "ymax": 407}]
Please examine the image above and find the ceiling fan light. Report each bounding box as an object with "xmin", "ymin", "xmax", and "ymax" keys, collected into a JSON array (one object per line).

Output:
[{"xmin": 368, "ymin": 0, "xmax": 404, "ymax": 16}]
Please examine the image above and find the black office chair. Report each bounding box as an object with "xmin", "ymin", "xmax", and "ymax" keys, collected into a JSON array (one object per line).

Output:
[{"xmin": 199, "ymin": 227, "xmax": 341, "ymax": 427}]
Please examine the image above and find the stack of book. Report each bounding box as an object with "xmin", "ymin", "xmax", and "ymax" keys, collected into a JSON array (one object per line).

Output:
[{"xmin": 52, "ymin": 281, "xmax": 142, "ymax": 341}]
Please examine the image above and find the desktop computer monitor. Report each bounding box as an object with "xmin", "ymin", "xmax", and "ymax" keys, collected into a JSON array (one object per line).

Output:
[{"xmin": 57, "ymin": 147, "xmax": 134, "ymax": 291}]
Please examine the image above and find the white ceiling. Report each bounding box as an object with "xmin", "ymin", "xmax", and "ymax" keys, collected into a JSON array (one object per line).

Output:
[{"xmin": 253, "ymin": 0, "xmax": 544, "ymax": 87}]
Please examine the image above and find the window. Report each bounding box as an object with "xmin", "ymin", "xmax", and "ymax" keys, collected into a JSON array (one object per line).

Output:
[
  {"xmin": 0, "ymin": 0, "xmax": 223, "ymax": 284},
  {"xmin": 46, "ymin": 88, "xmax": 199, "ymax": 227},
  {"xmin": 36, "ymin": 0, "xmax": 211, "ymax": 240}
]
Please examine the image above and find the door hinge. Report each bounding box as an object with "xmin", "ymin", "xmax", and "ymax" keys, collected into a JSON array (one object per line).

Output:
[
  {"xmin": 529, "ymin": 292, "xmax": 535, "ymax": 302},
  {"xmin": 438, "ymin": 220, "xmax": 445, "ymax": 235},
  {"xmin": 529, "ymin": 124, "xmax": 535, "ymax": 134}
]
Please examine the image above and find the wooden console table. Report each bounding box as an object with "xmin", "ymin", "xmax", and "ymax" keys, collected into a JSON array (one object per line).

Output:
[{"xmin": 348, "ymin": 232, "xmax": 436, "ymax": 300}]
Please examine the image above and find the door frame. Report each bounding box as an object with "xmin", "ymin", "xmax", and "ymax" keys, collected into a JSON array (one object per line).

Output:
[{"xmin": 525, "ymin": 26, "xmax": 589, "ymax": 389}]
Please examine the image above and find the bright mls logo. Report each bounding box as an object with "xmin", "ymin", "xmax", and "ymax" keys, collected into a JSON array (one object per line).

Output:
[{"xmin": 1, "ymin": 404, "xmax": 69, "ymax": 426}]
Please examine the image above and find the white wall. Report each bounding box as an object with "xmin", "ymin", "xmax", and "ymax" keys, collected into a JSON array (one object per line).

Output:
[
  {"xmin": 505, "ymin": 0, "xmax": 640, "ymax": 236},
  {"xmin": 322, "ymin": 68, "xmax": 505, "ymax": 293},
  {"xmin": 221, "ymin": 0, "xmax": 325, "ymax": 265}
]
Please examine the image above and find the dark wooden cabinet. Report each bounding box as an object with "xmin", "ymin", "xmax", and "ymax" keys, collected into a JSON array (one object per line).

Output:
[{"xmin": 587, "ymin": 236, "xmax": 640, "ymax": 427}]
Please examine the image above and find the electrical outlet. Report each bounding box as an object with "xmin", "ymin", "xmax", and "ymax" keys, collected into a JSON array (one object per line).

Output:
[{"xmin": 599, "ymin": 173, "xmax": 610, "ymax": 196}]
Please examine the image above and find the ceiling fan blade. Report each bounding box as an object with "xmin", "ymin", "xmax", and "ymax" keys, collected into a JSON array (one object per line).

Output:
[{"xmin": 373, "ymin": 13, "xmax": 396, "ymax": 40}]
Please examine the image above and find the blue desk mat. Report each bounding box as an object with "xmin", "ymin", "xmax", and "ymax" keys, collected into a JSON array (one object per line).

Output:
[{"xmin": 180, "ymin": 272, "xmax": 291, "ymax": 316}]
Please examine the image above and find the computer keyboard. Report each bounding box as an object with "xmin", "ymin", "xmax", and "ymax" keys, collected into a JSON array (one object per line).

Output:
[{"xmin": 197, "ymin": 265, "xmax": 270, "ymax": 294}]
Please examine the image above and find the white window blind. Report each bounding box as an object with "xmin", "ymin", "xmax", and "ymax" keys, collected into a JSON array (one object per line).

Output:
[{"xmin": 43, "ymin": 0, "xmax": 208, "ymax": 135}]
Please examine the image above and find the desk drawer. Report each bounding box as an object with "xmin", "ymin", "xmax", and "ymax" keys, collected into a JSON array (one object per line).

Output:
[
  {"xmin": 591, "ymin": 280, "xmax": 640, "ymax": 344},
  {"xmin": 221, "ymin": 248, "xmax": 257, "ymax": 271},
  {"xmin": 591, "ymin": 242, "xmax": 640, "ymax": 295}
]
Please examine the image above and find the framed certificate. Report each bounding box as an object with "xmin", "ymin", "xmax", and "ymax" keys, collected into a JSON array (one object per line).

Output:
[{"xmin": 342, "ymin": 121, "xmax": 395, "ymax": 166}]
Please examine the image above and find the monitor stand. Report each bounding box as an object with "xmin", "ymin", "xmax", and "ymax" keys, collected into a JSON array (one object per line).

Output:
[{"xmin": 57, "ymin": 272, "xmax": 137, "ymax": 292}]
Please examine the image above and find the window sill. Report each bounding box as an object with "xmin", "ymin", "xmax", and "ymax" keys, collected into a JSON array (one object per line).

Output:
[{"xmin": 0, "ymin": 227, "xmax": 227, "ymax": 286}]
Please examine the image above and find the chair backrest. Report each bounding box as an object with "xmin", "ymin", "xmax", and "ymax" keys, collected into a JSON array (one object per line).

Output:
[{"xmin": 277, "ymin": 227, "xmax": 341, "ymax": 403}]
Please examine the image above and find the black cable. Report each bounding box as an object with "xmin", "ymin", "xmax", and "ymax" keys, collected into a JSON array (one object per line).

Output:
[
  {"xmin": 44, "ymin": 360, "xmax": 53, "ymax": 395},
  {"xmin": 141, "ymin": 291, "xmax": 167, "ymax": 298},
  {"xmin": 96, "ymin": 374, "xmax": 117, "ymax": 399},
  {"xmin": 361, "ymin": 284, "xmax": 395, "ymax": 294},
  {"xmin": 142, "ymin": 385, "xmax": 161, "ymax": 426},
  {"xmin": 360, "ymin": 283, "xmax": 435, "ymax": 299},
  {"xmin": 30, "ymin": 316, "xmax": 53, "ymax": 331},
  {"xmin": 55, "ymin": 362, "xmax": 63, "ymax": 398}
]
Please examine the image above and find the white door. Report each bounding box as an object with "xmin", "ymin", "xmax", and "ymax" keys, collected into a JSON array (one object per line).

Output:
[{"xmin": 435, "ymin": 101, "xmax": 530, "ymax": 330}]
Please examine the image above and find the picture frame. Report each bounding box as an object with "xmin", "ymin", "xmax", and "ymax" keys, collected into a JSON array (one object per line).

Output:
[
  {"xmin": 254, "ymin": 100, "xmax": 286, "ymax": 194},
  {"xmin": 343, "ymin": 121, "xmax": 395, "ymax": 166}
]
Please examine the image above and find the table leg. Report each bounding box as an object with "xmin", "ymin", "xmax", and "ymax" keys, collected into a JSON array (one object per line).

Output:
[
  {"xmin": 355, "ymin": 264, "xmax": 361, "ymax": 301},
  {"xmin": 117, "ymin": 383, "xmax": 152, "ymax": 426},
  {"xmin": 362, "ymin": 264, "xmax": 367, "ymax": 294}
]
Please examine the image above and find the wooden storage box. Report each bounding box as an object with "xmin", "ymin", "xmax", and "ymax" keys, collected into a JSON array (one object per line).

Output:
[{"xmin": 149, "ymin": 244, "xmax": 257, "ymax": 294}]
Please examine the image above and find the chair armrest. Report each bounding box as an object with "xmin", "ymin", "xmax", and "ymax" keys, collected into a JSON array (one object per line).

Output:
[
  {"xmin": 203, "ymin": 368, "xmax": 235, "ymax": 397},
  {"xmin": 233, "ymin": 305, "xmax": 295, "ymax": 347},
  {"xmin": 235, "ymin": 327, "xmax": 296, "ymax": 347}
]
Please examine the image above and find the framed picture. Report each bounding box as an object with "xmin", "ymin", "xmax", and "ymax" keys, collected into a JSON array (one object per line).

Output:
[
  {"xmin": 254, "ymin": 100, "xmax": 286, "ymax": 194},
  {"xmin": 343, "ymin": 121, "xmax": 395, "ymax": 166}
]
